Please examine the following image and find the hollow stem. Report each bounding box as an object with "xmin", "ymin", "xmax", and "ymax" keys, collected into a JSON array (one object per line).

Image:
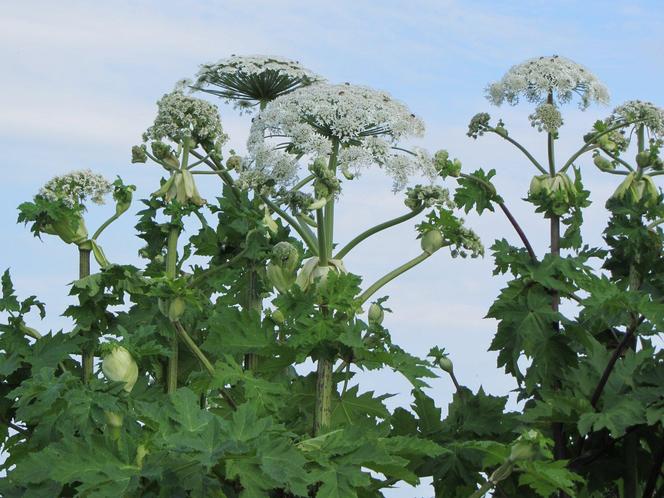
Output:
[
  {"xmin": 78, "ymin": 247, "xmax": 94, "ymax": 383},
  {"xmin": 314, "ymin": 357, "xmax": 333, "ymax": 435}
]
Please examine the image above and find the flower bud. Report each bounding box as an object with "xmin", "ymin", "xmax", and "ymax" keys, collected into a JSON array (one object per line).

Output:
[
  {"xmin": 226, "ymin": 155, "xmax": 242, "ymax": 171},
  {"xmin": 266, "ymin": 264, "xmax": 295, "ymax": 293},
  {"xmin": 636, "ymin": 151, "xmax": 651, "ymax": 168},
  {"xmin": 131, "ymin": 145, "xmax": 148, "ymax": 164},
  {"xmin": 168, "ymin": 296, "xmax": 186, "ymax": 321},
  {"xmin": 102, "ymin": 346, "xmax": 139, "ymax": 393},
  {"xmin": 421, "ymin": 230, "xmax": 444, "ymax": 255},
  {"xmin": 272, "ymin": 242, "xmax": 299, "ymax": 273},
  {"xmin": 437, "ymin": 356, "xmax": 454, "ymax": 374},
  {"xmin": 368, "ymin": 303, "xmax": 384, "ymax": 326},
  {"xmin": 593, "ymin": 155, "xmax": 615, "ymax": 172}
]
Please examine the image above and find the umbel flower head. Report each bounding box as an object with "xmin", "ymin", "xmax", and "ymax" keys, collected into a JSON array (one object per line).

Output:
[
  {"xmin": 244, "ymin": 83, "xmax": 435, "ymax": 191},
  {"xmin": 193, "ymin": 55, "xmax": 322, "ymax": 109},
  {"xmin": 39, "ymin": 169, "xmax": 112, "ymax": 208},
  {"xmin": 606, "ymin": 100, "xmax": 664, "ymax": 137},
  {"xmin": 142, "ymin": 90, "xmax": 227, "ymax": 147},
  {"xmin": 487, "ymin": 55, "xmax": 609, "ymax": 109}
]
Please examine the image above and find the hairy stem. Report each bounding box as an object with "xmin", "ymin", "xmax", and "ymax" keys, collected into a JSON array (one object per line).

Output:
[{"xmin": 314, "ymin": 357, "xmax": 333, "ymax": 435}]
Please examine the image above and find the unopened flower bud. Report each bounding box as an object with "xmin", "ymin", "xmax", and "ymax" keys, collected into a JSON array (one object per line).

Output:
[
  {"xmin": 636, "ymin": 151, "xmax": 651, "ymax": 168},
  {"xmin": 437, "ymin": 356, "xmax": 454, "ymax": 374},
  {"xmin": 168, "ymin": 296, "xmax": 186, "ymax": 321},
  {"xmin": 368, "ymin": 303, "xmax": 384, "ymax": 326},
  {"xmin": 102, "ymin": 346, "xmax": 139, "ymax": 393},
  {"xmin": 227, "ymin": 155, "xmax": 242, "ymax": 171},
  {"xmin": 421, "ymin": 230, "xmax": 444, "ymax": 255},
  {"xmin": 593, "ymin": 155, "xmax": 615, "ymax": 172}
]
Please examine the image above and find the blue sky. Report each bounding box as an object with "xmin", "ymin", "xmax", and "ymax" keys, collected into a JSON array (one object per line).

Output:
[{"xmin": 1, "ymin": 1, "xmax": 663, "ymax": 496}]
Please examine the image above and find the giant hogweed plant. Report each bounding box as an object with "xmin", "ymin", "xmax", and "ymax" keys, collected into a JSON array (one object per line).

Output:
[{"xmin": 0, "ymin": 55, "xmax": 661, "ymax": 497}]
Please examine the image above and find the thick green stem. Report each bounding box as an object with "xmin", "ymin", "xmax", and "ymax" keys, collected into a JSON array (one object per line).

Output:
[
  {"xmin": 335, "ymin": 207, "xmax": 424, "ymax": 259},
  {"xmin": 243, "ymin": 268, "xmax": 262, "ymax": 371},
  {"xmin": 358, "ymin": 251, "xmax": 431, "ymax": 305},
  {"xmin": 79, "ymin": 247, "xmax": 93, "ymax": 383},
  {"xmin": 324, "ymin": 140, "xmax": 339, "ymax": 256},
  {"xmin": 314, "ymin": 357, "xmax": 333, "ymax": 435},
  {"xmin": 166, "ymin": 220, "xmax": 181, "ymax": 394},
  {"xmin": 316, "ymin": 208, "xmax": 328, "ymax": 266}
]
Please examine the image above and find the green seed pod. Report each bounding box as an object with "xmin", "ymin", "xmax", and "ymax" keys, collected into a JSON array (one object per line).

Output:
[
  {"xmin": 168, "ymin": 296, "xmax": 186, "ymax": 321},
  {"xmin": 593, "ymin": 155, "xmax": 615, "ymax": 172},
  {"xmin": 368, "ymin": 303, "xmax": 384, "ymax": 326},
  {"xmin": 636, "ymin": 151, "xmax": 651, "ymax": 168},
  {"xmin": 102, "ymin": 346, "xmax": 139, "ymax": 393},
  {"xmin": 421, "ymin": 230, "xmax": 444, "ymax": 255}
]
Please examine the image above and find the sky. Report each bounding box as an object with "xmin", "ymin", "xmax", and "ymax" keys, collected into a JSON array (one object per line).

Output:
[{"xmin": 1, "ymin": 1, "xmax": 663, "ymax": 496}]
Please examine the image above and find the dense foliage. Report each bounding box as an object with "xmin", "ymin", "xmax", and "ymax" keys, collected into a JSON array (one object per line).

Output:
[{"xmin": 1, "ymin": 55, "xmax": 663, "ymax": 497}]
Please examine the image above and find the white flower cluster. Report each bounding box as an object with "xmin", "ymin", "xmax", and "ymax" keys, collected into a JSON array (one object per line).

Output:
[
  {"xmin": 143, "ymin": 91, "xmax": 226, "ymax": 145},
  {"xmin": 528, "ymin": 103, "xmax": 564, "ymax": 133},
  {"xmin": 193, "ymin": 55, "xmax": 322, "ymax": 107},
  {"xmin": 608, "ymin": 100, "xmax": 664, "ymax": 136},
  {"xmin": 39, "ymin": 169, "xmax": 112, "ymax": 208},
  {"xmin": 487, "ymin": 55, "xmax": 609, "ymax": 109},
  {"xmin": 246, "ymin": 83, "xmax": 434, "ymax": 191}
]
